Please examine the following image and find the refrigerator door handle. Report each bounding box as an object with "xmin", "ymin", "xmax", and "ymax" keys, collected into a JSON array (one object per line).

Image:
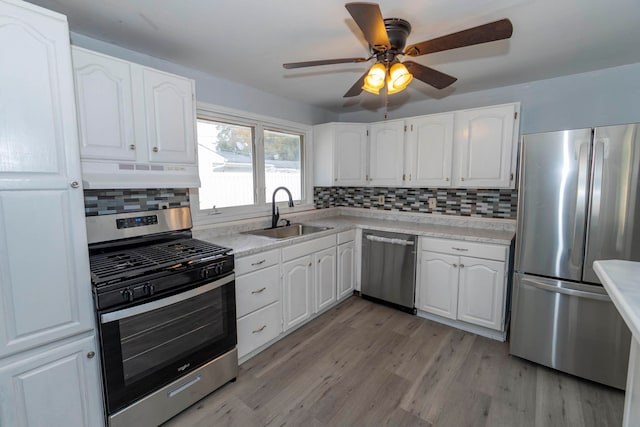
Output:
[
  {"xmin": 590, "ymin": 140, "xmax": 605, "ymax": 237},
  {"xmin": 524, "ymin": 277, "xmax": 611, "ymax": 302},
  {"xmin": 570, "ymin": 141, "xmax": 590, "ymax": 270}
]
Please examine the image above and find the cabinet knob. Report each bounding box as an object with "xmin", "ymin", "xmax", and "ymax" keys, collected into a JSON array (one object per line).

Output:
[
  {"xmin": 70, "ymin": 181, "xmax": 80, "ymax": 188},
  {"xmin": 87, "ymin": 351, "xmax": 95, "ymax": 359},
  {"xmin": 334, "ymin": 178, "xmax": 337, "ymax": 182},
  {"xmin": 445, "ymin": 177, "xmax": 450, "ymax": 182},
  {"xmin": 460, "ymin": 264, "xmax": 465, "ymax": 268},
  {"xmin": 153, "ymin": 146, "xmax": 159, "ymax": 152},
  {"xmin": 460, "ymin": 177, "xmax": 465, "ymax": 181},
  {"xmin": 129, "ymin": 144, "xmax": 136, "ymax": 150},
  {"xmin": 453, "ymin": 264, "xmax": 458, "ymax": 268}
]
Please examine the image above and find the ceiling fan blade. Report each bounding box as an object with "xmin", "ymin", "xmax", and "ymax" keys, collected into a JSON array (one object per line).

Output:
[
  {"xmin": 343, "ymin": 70, "xmax": 368, "ymax": 97},
  {"xmin": 283, "ymin": 57, "xmax": 368, "ymax": 69},
  {"xmin": 403, "ymin": 61, "xmax": 457, "ymax": 89},
  {"xmin": 405, "ymin": 18, "xmax": 513, "ymax": 57},
  {"xmin": 345, "ymin": 2, "xmax": 391, "ymax": 51}
]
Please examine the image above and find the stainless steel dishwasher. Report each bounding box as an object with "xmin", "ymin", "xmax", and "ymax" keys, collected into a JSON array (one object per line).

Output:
[{"xmin": 361, "ymin": 230, "xmax": 417, "ymax": 314}]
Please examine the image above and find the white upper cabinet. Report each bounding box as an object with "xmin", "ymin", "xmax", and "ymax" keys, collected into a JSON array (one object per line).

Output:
[
  {"xmin": 369, "ymin": 120, "xmax": 405, "ymax": 186},
  {"xmin": 72, "ymin": 47, "xmax": 136, "ymax": 161},
  {"xmin": 71, "ymin": 47, "xmax": 199, "ymax": 189},
  {"xmin": 454, "ymin": 103, "xmax": 519, "ymax": 188},
  {"xmin": 313, "ymin": 123, "xmax": 368, "ymax": 186},
  {"xmin": 405, "ymin": 113, "xmax": 454, "ymax": 187},
  {"xmin": 0, "ymin": 0, "xmax": 79, "ymax": 191},
  {"xmin": 142, "ymin": 67, "xmax": 196, "ymax": 164}
]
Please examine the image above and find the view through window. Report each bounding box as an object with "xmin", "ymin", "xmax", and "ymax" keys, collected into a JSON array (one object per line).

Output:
[{"xmin": 196, "ymin": 118, "xmax": 303, "ymax": 211}]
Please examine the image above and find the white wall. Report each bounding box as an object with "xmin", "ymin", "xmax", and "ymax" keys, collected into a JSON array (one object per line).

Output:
[
  {"xmin": 338, "ymin": 62, "xmax": 640, "ymax": 134},
  {"xmin": 70, "ymin": 32, "xmax": 338, "ymax": 126}
]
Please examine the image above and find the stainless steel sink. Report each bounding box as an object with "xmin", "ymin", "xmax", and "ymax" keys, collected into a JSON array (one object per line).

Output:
[{"xmin": 243, "ymin": 223, "xmax": 332, "ymax": 239}]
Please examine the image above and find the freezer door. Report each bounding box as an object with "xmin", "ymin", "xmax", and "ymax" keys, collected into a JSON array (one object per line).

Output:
[
  {"xmin": 583, "ymin": 124, "xmax": 640, "ymax": 283},
  {"xmin": 510, "ymin": 273, "xmax": 631, "ymax": 389},
  {"xmin": 516, "ymin": 129, "xmax": 592, "ymax": 281}
]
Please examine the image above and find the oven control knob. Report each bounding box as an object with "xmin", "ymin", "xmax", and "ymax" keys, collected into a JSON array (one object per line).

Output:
[
  {"xmin": 143, "ymin": 283, "xmax": 155, "ymax": 296},
  {"xmin": 121, "ymin": 288, "xmax": 134, "ymax": 302},
  {"xmin": 200, "ymin": 268, "xmax": 210, "ymax": 279},
  {"xmin": 215, "ymin": 264, "xmax": 223, "ymax": 275}
]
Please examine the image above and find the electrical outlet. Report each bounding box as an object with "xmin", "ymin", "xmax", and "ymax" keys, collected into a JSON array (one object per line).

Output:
[
  {"xmin": 428, "ymin": 198, "xmax": 437, "ymax": 209},
  {"xmin": 159, "ymin": 203, "xmax": 169, "ymax": 209},
  {"xmin": 377, "ymin": 195, "xmax": 385, "ymax": 204}
]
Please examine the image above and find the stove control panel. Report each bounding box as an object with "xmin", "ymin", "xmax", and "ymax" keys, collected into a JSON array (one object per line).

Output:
[{"xmin": 116, "ymin": 214, "xmax": 158, "ymax": 229}]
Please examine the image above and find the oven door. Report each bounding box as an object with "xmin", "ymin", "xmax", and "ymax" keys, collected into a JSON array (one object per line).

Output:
[{"xmin": 98, "ymin": 273, "xmax": 237, "ymax": 414}]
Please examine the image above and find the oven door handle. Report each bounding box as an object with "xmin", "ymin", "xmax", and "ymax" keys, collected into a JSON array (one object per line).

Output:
[{"xmin": 100, "ymin": 273, "xmax": 235, "ymax": 323}]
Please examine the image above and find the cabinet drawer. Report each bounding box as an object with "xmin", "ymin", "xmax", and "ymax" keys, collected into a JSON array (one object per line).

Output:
[
  {"xmin": 282, "ymin": 234, "xmax": 336, "ymax": 261},
  {"xmin": 235, "ymin": 249, "xmax": 279, "ymax": 276},
  {"xmin": 421, "ymin": 237, "xmax": 507, "ymax": 261},
  {"xmin": 337, "ymin": 229, "xmax": 356, "ymax": 244},
  {"xmin": 236, "ymin": 265, "xmax": 280, "ymax": 318},
  {"xmin": 237, "ymin": 302, "xmax": 281, "ymax": 358}
]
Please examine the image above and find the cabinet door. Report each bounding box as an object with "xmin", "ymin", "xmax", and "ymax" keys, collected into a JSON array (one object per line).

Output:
[
  {"xmin": 337, "ymin": 241, "xmax": 355, "ymax": 300},
  {"xmin": 334, "ymin": 124, "xmax": 368, "ymax": 186},
  {"xmin": 0, "ymin": 1, "xmax": 94, "ymax": 357},
  {"xmin": 0, "ymin": 0, "xmax": 80, "ymax": 191},
  {"xmin": 314, "ymin": 247, "xmax": 336, "ymax": 313},
  {"xmin": 282, "ymin": 256, "xmax": 313, "ymax": 331},
  {"xmin": 0, "ymin": 335, "xmax": 104, "ymax": 427},
  {"xmin": 406, "ymin": 114, "xmax": 454, "ymax": 187},
  {"xmin": 457, "ymin": 256, "xmax": 505, "ymax": 330},
  {"xmin": 455, "ymin": 104, "xmax": 516, "ymax": 188},
  {"xmin": 72, "ymin": 47, "xmax": 137, "ymax": 161},
  {"xmin": 369, "ymin": 121, "xmax": 405, "ymax": 186},
  {"xmin": 142, "ymin": 67, "xmax": 196, "ymax": 164},
  {"xmin": 418, "ymin": 251, "xmax": 459, "ymax": 320}
]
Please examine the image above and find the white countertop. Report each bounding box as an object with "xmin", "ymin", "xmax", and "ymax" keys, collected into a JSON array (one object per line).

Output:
[
  {"xmin": 593, "ymin": 260, "xmax": 640, "ymax": 340},
  {"xmin": 195, "ymin": 212, "xmax": 515, "ymax": 257}
]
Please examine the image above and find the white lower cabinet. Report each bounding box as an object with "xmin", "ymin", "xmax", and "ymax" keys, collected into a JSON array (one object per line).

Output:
[
  {"xmin": 235, "ymin": 250, "xmax": 282, "ymax": 359},
  {"xmin": 314, "ymin": 247, "xmax": 337, "ymax": 313},
  {"xmin": 0, "ymin": 335, "xmax": 104, "ymax": 427},
  {"xmin": 282, "ymin": 255, "xmax": 314, "ymax": 331},
  {"xmin": 337, "ymin": 240, "xmax": 355, "ymax": 300},
  {"xmin": 418, "ymin": 237, "xmax": 511, "ymax": 338},
  {"xmin": 237, "ymin": 302, "xmax": 281, "ymax": 358}
]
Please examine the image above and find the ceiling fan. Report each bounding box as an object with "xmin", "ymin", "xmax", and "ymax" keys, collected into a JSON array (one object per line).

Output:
[{"xmin": 283, "ymin": 2, "xmax": 513, "ymax": 97}]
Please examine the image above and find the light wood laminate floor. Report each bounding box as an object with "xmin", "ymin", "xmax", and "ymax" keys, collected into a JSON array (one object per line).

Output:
[{"xmin": 163, "ymin": 297, "xmax": 624, "ymax": 427}]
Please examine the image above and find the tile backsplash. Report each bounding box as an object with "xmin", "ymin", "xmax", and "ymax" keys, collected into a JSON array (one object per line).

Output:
[
  {"xmin": 314, "ymin": 187, "xmax": 517, "ymax": 219},
  {"xmin": 83, "ymin": 188, "xmax": 190, "ymax": 216}
]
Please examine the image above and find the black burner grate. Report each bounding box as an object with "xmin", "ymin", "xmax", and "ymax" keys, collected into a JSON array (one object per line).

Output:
[{"xmin": 89, "ymin": 239, "xmax": 230, "ymax": 284}]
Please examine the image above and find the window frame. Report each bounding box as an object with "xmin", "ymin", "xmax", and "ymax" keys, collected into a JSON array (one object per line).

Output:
[{"xmin": 191, "ymin": 102, "xmax": 313, "ymax": 227}]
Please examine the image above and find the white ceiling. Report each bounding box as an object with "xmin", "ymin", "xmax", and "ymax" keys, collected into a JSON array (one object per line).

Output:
[{"xmin": 27, "ymin": 0, "xmax": 640, "ymax": 113}]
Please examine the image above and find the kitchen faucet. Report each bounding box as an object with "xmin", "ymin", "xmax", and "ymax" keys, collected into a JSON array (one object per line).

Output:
[{"xmin": 271, "ymin": 186, "xmax": 294, "ymax": 228}]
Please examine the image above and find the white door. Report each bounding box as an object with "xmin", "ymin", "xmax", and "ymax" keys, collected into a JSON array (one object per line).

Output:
[
  {"xmin": 314, "ymin": 247, "xmax": 337, "ymax": 312},
  {"xmin": 282, "ymin": 256, "xmax": 313, "ymax": 331},
  {"xmin": 406, "ymin": 114, "xmax": 454, "ymax": 187},
  {"xmin": 142, "ymin": 67, "xmax": 196, "ymax": 164},
  {"xmin": 369, "ymin": 121, "xmax": 405, "ymax": 186},
  {"xmin": 418, "ymin": 251, "xmax": 459, "ymax": 320},
  {"xmin": 337, "ymin": 241, "xmax": 355, "ymax": 300},
  {"xmin": 455, "ymin": 104, "xmax": 516, "ymax": 188},
  {"xmin": 0, "ymin": 335, "xmax": 104, "ymax": 427},
  {"xmin": 457, "ymin": 257, "xmax": 505, "ymax": 330},
  {"xmin": 334, "ymin": 124, "xmax": 368, "ymax": 186},
  {"xmin": 0, "ymin": 0, "xmax": 94, "ymax": 357},
  {"xmin": 72, "ymin": 47, "xmax": 137, "ymax": 161}
]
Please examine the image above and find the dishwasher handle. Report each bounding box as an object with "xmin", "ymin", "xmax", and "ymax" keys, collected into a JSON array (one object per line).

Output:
[{"xmin": 365, "ymin": 234, "xmax": 415, "ymax": 246}]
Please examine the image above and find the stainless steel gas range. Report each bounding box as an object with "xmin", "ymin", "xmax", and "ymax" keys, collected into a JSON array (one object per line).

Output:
[{"xmin": 86, "ymin": 207, "xmax": 237, "ymax": 427}]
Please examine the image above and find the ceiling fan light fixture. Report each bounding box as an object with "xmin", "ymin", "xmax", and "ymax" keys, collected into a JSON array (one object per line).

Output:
[
  {"xmin": 362, "ymin": 62, "xmax": 386, "ymax": 94},
  {"xmin": 388, "ymin": 62, "xmax": 413, "ymax": 93}
]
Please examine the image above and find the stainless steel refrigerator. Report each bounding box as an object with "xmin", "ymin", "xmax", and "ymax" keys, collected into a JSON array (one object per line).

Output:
[{"xmin": 511, "ymin": 125, "xmax": 637, "ymax": 389}]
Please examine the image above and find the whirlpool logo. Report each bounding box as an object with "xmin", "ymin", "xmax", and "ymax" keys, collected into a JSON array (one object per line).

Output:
[{"xmin": 177, "ymin": 363, "xmax": 191, "ymax": 372}]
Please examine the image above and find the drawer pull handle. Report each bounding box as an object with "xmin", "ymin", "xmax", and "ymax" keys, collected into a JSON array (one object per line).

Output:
[
  {"xmin": 452, "ymin": 247, "xmax": 469, "ymax": 251},
  {"xmin": 251, "ymin": 287, "xmax": 266, "ymax": 294},
  {"xmin": 251, "ymin": 259, "xmax": 266, "ymax": 266},
  {"xmin": 252, "ymin": 325, "xmax": 267, "ymax": 334}
]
